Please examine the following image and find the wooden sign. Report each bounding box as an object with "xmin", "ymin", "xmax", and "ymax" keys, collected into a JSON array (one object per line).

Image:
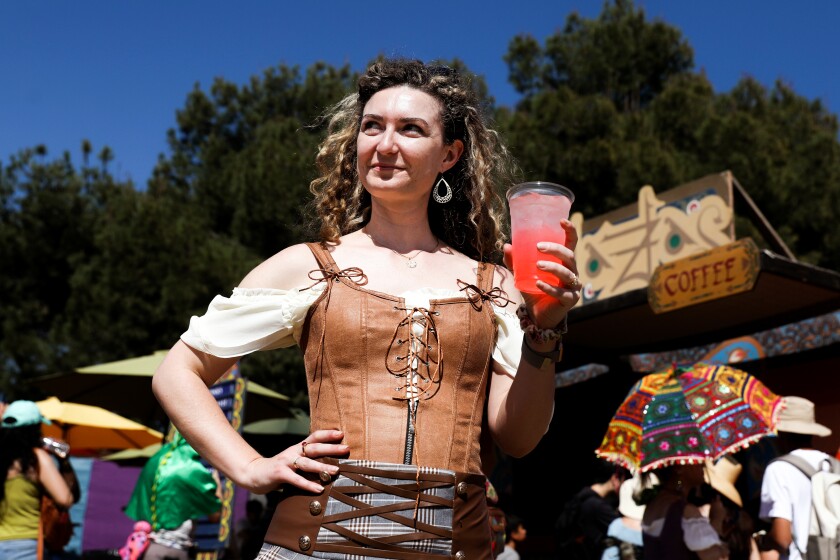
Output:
[
  {"xmin": 648, "ymin": 238, "xmax": 760, "ymax": 314},
  {"xmin": 572, "ymin": 172, "xmax": 735, "ymax": 305}
]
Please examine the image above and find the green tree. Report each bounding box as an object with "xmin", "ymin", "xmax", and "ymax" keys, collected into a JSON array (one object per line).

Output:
[
  {"xmin": 156, "ymin": 63, "xmax": 358, "ymax": 257},
  {"xmin": 0, "ymin": 148, "xmax": 98, "ymax": 392},
  {"xmin": 500, "ymin": 0, "xmax": 840, "ymax": 270},
  {"xmin": 506, "ymin": 0, "xmax": 693, "ymax": 111}
]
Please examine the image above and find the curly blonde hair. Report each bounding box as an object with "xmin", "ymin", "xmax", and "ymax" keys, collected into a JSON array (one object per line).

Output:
[{"xmin": 308, "ymin": 58, "xmax": 519, "ymax": 262}]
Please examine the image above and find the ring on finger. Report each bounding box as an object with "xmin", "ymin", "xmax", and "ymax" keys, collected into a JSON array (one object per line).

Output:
[
  {"xmin": 301, "ymin": 441, "xmax": 308, "ymax": 457},
  {"xmin": 567, "ymin": 274, "xmax": 582, "ymax": 291},
  {"xmin": 292, "ymin": 456, "xmax": 301, "ymax": 470}
]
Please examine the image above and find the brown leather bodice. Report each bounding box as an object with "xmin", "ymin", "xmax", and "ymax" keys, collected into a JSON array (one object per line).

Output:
[{"xmin": 300, "ymin": 242, "xmax": 499, "ymax": 475}]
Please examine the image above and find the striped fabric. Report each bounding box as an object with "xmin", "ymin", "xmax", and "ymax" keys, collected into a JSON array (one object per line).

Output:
[{"xmin": 259, "ymin": 460, "xmax": 457, "ymax": 560}]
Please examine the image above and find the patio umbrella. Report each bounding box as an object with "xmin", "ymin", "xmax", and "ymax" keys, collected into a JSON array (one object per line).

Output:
[
  {"xmin": 100, "ymin": 443, "xmax": 163, "ymax": 465},
  {"xmin": 27, "ymin": 350, "xmax": 294, "ymax": 428},
  {"xmin": 36, "ymin": 397, "xmax": 164, "ymax": 452},
  {"xmin": 596, "ymin": 363, "xmax": 783, "ymax": 473},
  {"xmin": 242, "ymin": 408, "xmax": 310, "ymax": 436}
]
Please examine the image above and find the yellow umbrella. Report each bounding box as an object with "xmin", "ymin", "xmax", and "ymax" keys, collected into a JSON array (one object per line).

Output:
[{"xmin": 36, "ymin": 397, "xmax": 163, "ymax": 452}]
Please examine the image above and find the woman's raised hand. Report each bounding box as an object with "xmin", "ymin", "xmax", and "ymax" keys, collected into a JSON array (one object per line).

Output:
[
  {"xmin": 503, "ymin": 219, "xmax": 581, "ymax": 329},
  {"xmin": 243, "ymin": 429, "xmax": 348, "ymax": 495}
]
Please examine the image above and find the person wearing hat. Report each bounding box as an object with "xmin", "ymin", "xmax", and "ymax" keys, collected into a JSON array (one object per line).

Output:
[
  {"xmin": 601, "ymin": 473, "xmax": 656, "ymax": 560},
  {"xmin": 705, "ymin": 456, "xmax": 760, "ymax": 560},
  {"xmin": 0, "ymin": 400, "xmax": 78, "ymax": 560},
  {"xmin": 641, "ymin": 461, "xmax": 729, "ymax": 560},
  {"xmin": 756, "ymin": 396, "xmax": 833, "ymax": 560}
]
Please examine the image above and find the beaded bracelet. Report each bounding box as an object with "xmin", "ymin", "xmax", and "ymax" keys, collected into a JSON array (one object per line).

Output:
[{"xmin": 516, "ymin": 304, "xmax": 568, "ymax": 344}]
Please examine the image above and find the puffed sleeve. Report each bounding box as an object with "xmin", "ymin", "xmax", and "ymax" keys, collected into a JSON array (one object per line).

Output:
[
  {"xmin": 492, "ymin": 304, "xmax": 523, "ymax": 377},
  {"xmin": 180, "ymin": 286, "xmax": 325, "ymax": 358},
  {"xmin": 682, "ymin": 516, "xmax": 723, "ymax": 551}
]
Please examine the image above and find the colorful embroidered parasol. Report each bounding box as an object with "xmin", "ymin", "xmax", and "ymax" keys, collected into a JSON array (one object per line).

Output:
[{"xmin": 596, "ymin": 363, "xmax": 783, "ymax": 473}]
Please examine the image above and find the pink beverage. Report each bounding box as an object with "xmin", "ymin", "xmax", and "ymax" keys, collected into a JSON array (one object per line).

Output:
[{"xmin": 506, "ymin": 182, "xmax": 575, "ymax": 294}]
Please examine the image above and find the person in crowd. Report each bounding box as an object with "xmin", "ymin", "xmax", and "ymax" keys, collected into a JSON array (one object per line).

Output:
[
  {"xmin": 555, "ymin": 458, "xmax": 629, "ymax": 559},
  {"xmin": 151, "ymin": 57, "xmax": 581, "ymax": 559},
  {"xmin": 497, "ymin": 513, "xmax": 527, "ymax": 560},
  {"xmin": 640, "ymin": 462, "xmax": 729, "ymax": 559},
  {"xmin": 756, "ymin": 396, "xmax": 833, "ymax": 560},
  {"xmin": 119, "ymin": 520, "xmax": 152, "ymax": 560},
  {"xmin": 125, "ymin": 431, "xmax": 222, "ymax": 560},
  {"xmin": 486, "ymin": 480, "xmax": 507, "ymax": 558},
  {"xmin": 702, "ymin": 456, "xmax": 759, "ymax": 560},
  {"xmin": 236, "ymin": 498, "xmax": 265, "ymax": 560},
  {"xmin": 601, "ymin": 472, "xmax": 657, "ymax": 560},
  {"xmin": 0, "ymin": 400, "xmax": 79, "ymax": 560}
]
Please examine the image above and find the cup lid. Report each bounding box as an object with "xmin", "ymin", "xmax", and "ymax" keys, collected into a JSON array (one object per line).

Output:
[{"xmin": 506, "ymin": 181, "xmax": 575, "ymax": 202}]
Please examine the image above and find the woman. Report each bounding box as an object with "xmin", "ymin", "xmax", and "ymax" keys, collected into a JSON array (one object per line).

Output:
[
  {"xmin": 124, "ymin": 431, "xmax": 222, "ymax": 560},
  {"xmin": 152, "ymin": 58, "xmax": 580, "ymax": 559},
  {"xmin": 0, "ymin": 400, "xmax": 77, "ymax": 560},
  {"xmin": 641, "ymin": 463, "xmax": 729, "ymax": 560},
  {"xmin": 702, "ymin": 457, "xmax": 760, "ymax": 560}
]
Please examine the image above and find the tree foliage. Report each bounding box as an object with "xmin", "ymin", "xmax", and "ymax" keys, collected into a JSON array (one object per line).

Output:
[
  {"xmin": 1, "ymin": 1, "xmax": 838, "ymax": 407},
  {"xmin": 501, "ymin": 0, "xmax": 840, "ymax": 268}
]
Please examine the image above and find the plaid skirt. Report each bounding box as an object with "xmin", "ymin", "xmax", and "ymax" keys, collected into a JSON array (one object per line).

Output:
[{"xmin": 260, "ymin": 459, "xmax": 491, "ymax": 560}]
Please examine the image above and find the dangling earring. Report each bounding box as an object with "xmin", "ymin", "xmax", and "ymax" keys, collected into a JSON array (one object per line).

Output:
[{"xmin": 432, "ymin": 175, "xmax": 452, "ymax": 204}]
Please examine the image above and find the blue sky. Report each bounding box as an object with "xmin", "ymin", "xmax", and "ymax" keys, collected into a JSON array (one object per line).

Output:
[{"xmin": 2, "ymin": 0, "xmax": 838, "ymax": 187}]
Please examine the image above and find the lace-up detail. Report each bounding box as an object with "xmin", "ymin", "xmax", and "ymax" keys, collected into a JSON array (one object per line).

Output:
[
  {"xmin": 386, "ymin": 306, "xmax": 442, "ymax": 401},
  {"xmin": 303, "ymin": 266, "xmax": 368, "ymax": 290},
  {"xmin": 456, "ymin": 279, "xmax": 513, "ymax": 311}
]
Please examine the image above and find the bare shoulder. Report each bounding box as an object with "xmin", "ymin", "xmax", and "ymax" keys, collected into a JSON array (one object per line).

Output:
[
  {"xmin": 492, "ymin": 262, "xmax": 522, "ymax": 306},
  {"xmin": 239, "ymin": 243, "xmax": 321, "ymax": 290}
]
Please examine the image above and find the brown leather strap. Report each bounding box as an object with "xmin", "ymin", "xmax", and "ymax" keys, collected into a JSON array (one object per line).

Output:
[
  {"xmin": 264, "ymin": 460, "xmax": 490, "ymax": 559},
  {"xmin": 305, "ymin": 241, "xmax": 338, "ymax": 273},
  {"xmin": 477, "ymin": 261, "xmax": 495, "ymax": 293},
  {"xmin": 316, "ymin": 541, "xmax": 445, "ymax": 560}
]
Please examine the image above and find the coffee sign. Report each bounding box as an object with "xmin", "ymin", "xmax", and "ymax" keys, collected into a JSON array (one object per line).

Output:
[{"xmin": 648, "ymin": 238, "xmax": 760, "ymax": 313}]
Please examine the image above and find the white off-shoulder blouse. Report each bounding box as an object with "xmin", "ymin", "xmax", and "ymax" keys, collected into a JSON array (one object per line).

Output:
[{"xmin": 181, "ymin": 285, "xmax": 525, "ymax": 377}]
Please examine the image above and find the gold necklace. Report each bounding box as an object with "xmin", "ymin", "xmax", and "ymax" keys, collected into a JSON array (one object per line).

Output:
[
  {"xmin": 392, "ymin": 238, "xmax": 440, "ymax": 268},
  {"xmin": 364, "ymin": 231, "xmax": 440, "ymax": 268}
]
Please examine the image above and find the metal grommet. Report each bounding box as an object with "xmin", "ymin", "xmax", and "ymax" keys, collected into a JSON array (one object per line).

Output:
[
  {"xmin": 455, "ymin": 551, "xmax": 466, "ymax": 560},
  {"xmin": 298, "ymin": 535, "xmax": 311, "ymax": 551},
  {"xmin": 456, "ymin": 481, "xmax": 468, "ymax": 498},
  {"xmin": 309, "ymin": 500, "xmax": 323, "ymax": 516},
  {"xmin": 319, "ymin": 470, "xmax": 332, "ymax": 483}
]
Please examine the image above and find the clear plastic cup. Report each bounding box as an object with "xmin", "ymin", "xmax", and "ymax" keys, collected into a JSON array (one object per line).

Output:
[
  {"xmin": 506, "ymin": 181, "xmax": 575, "ymax": 294},
  {"xmin": 42, "ymin": 436, "xmax": 70, "ymax": 459}
]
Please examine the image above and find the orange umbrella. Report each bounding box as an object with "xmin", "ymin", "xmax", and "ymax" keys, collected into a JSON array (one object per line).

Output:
[{"xmin": 36, "ymin": 397, "xmax": 163, "ymax": 452}]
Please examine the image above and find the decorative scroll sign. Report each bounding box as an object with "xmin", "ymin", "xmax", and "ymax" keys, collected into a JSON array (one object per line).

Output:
[{"xmin": 571, "ymin": 172, "xmax": 735, "ymax": 305}]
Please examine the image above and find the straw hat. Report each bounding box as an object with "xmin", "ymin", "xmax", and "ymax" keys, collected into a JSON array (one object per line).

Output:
[
  {"xmin": 776, "ymin": 396, "xmax": 832, "ymax": 437},
  {"xmin": 618, "ymin": 472, "xmax": 658, "ymax": 520},
  {"xmin": 704, "ymin": 456, "xmax": 743, "ymax": 507}
]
